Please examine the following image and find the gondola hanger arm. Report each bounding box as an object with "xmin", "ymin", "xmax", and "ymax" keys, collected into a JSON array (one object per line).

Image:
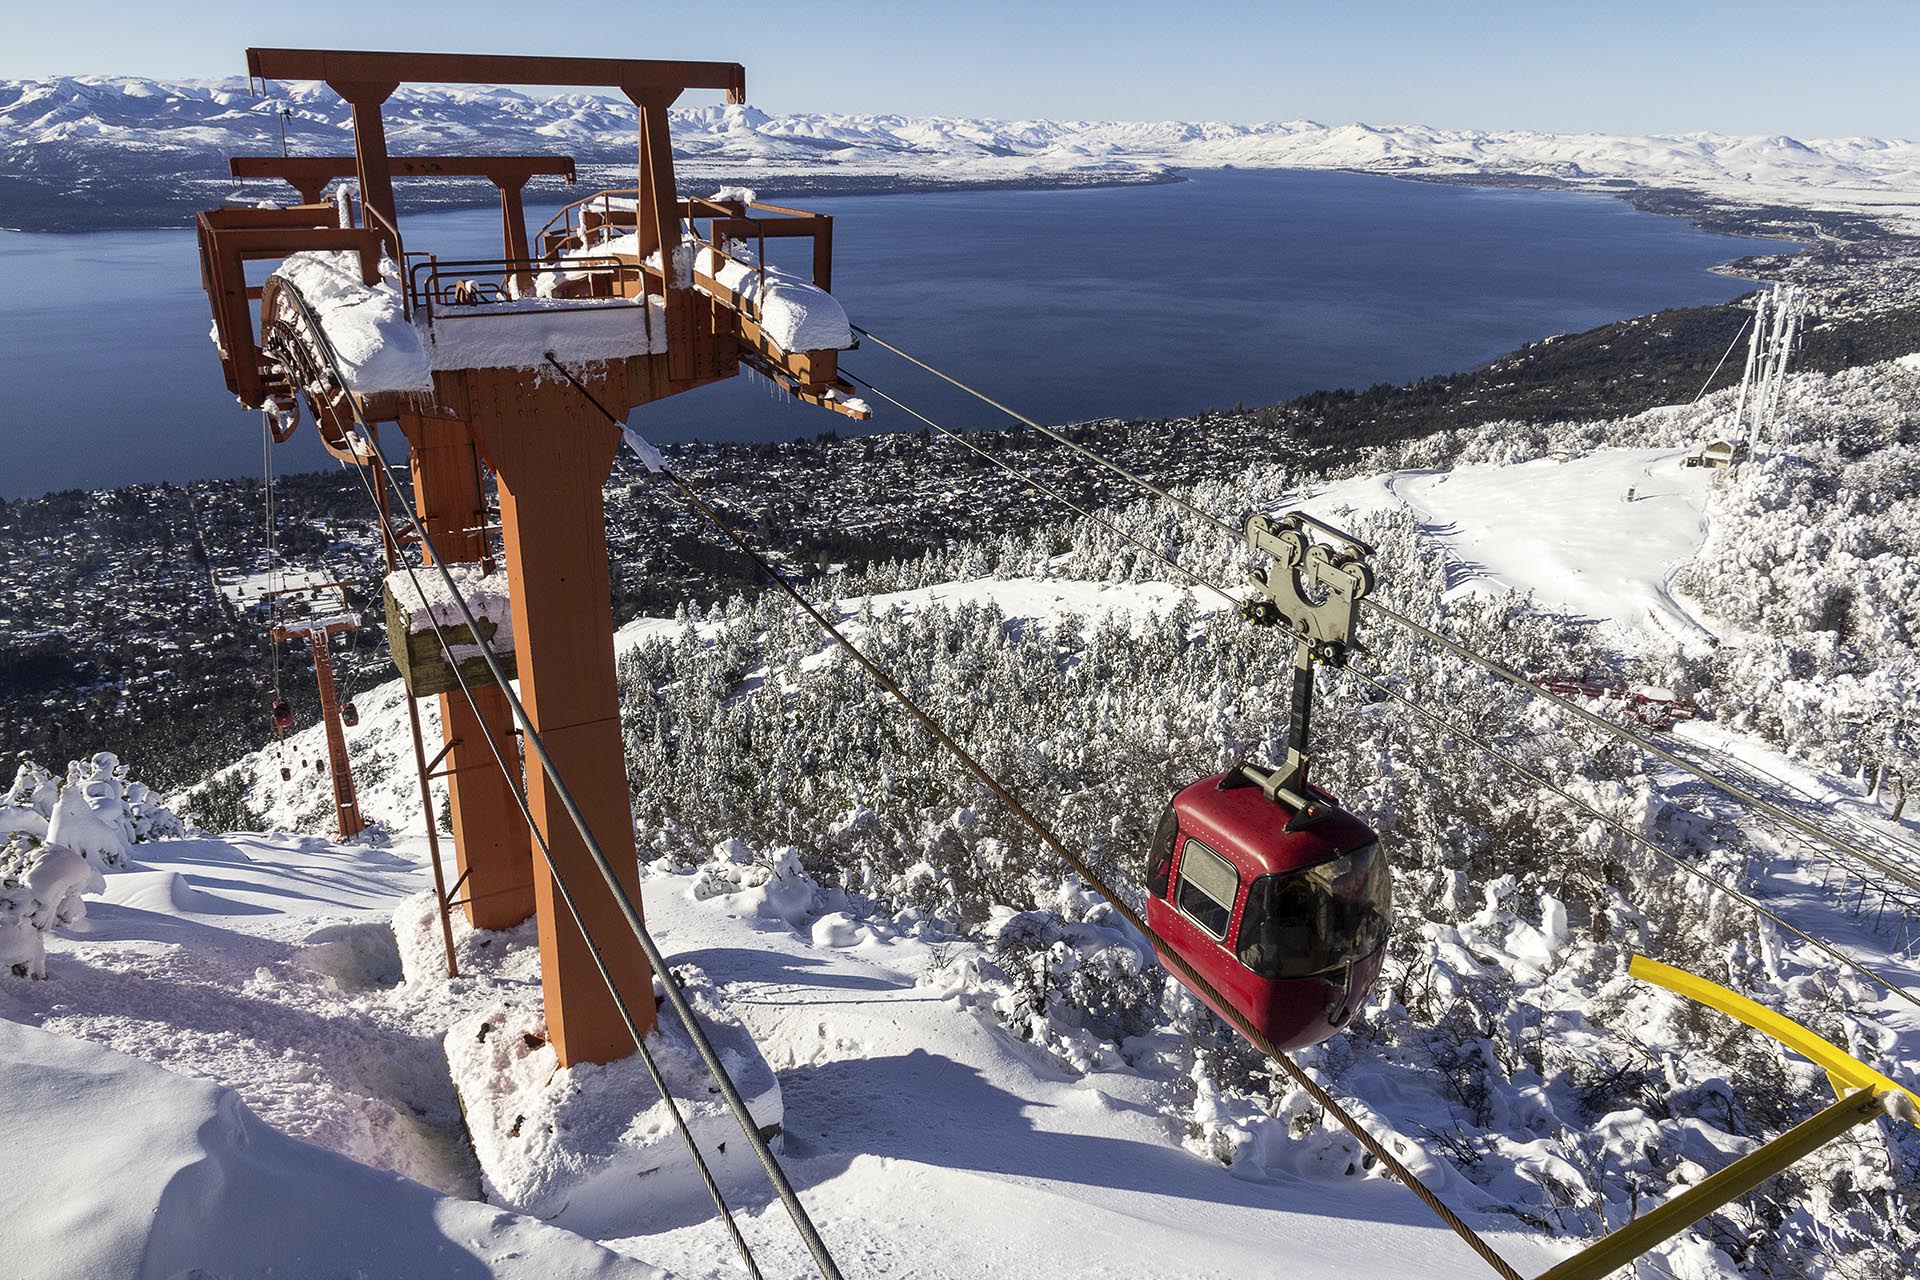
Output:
[{"xmin": 1237, "ymin": 512, "xmax": 1375, "ymax": 822}]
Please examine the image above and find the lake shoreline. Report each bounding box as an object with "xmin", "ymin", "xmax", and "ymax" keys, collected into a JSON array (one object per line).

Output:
[{"xmin": 0, "ymin": 167, "xmax": 1871, "ymax": 499}]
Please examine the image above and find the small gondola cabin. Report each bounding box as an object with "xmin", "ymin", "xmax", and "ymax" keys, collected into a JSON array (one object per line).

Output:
[{"xmin": 1146, "ymin": 770, "xmax": 1392, "ymax": 1051}]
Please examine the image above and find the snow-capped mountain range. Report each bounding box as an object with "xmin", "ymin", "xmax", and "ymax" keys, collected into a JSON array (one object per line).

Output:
[{"xmin": 5, "ymin": 74, "xmax": 1920, "ymax": 232}]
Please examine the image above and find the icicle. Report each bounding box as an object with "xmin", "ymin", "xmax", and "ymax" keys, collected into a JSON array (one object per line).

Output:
[{"xmin": 620, "ymin": 424, "xmax": 665, "ymax": 474}]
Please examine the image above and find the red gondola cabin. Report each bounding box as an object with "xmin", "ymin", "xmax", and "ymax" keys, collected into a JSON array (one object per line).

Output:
[{"xmin": 1146, "ymin": 770, "xmax": 1391, "ymax": 1051}]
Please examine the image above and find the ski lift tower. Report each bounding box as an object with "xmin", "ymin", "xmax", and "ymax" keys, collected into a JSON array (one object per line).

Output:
[
  {"xmin": 196, "ymin": 48, "xmax": 871, "ymax": 1067},
  {"xmin": 263, "ymin": 580, "xmax": 366, "ymax": 840}
]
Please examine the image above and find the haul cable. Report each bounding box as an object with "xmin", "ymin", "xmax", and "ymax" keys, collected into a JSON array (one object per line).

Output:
[
  {"xmin": 266, "ymin": 277, "xmax": 848, "ymax": 1280},
  {"xmin": 851, "ymin": 324, "xmax": 1242, "ymax": 540},
  {"xmin": 547, "ymin": 354, "xmax": 1530, "ymax": 1280},
  {"xmin": 841, "ymin": 369, "xmax": 1239, "ymax": 609},
  {"xmin": 849, "ymin": 331, "xmax": 1920, "ymax": 897},
  {"xmin": 1345, "ymin": 661, "xmax": 1920, "ymax": 1016},
  {"xmin": 1364, "ymin": 596, "xmax": 1920, "ymax": 901}
]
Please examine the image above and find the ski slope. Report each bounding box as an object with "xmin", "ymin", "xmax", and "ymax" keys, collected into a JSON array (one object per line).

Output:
[
  {"xmin": 9, "ymin": 433, "xmax": 1916, "ymax": 1276},
  {"xmin": 1290, "ymin": 446, "xmax": 1721, "ymax": 647}
]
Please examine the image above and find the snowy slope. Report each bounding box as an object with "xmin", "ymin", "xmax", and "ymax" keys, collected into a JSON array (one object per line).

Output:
[
  {"xmin": 0, "ymin": 1020, "xmax": 663, "ymax": 1279},
  {"xmin": 4, "ymin": 75, "xmax": 1919, "ymax": 231},
  {"xmin": 11, "ymin": 360, "xmax": 1919, "ymax": 1276},
  {"xmin": 1289, "ymin": 446, "xmax": 1721, "ymax": 647},
  {"xmin": 1, "ymin": 804, "xmax": 1562, "ymax": 1277}
]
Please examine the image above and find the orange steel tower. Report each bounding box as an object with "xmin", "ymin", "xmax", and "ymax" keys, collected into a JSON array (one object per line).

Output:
[{"xmin": 198, "ymin": 48, "xmax": 870, "ymax": 1066}]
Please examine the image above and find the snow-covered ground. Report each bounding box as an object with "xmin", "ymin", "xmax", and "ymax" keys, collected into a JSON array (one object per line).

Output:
[
  {"xmin": 0, "ymin": 819, "xmax": 1563, "ymax": 1278},
  {"xmin": 1289, "ymin": 447, "xmax": 1722, "ymax": 647}
]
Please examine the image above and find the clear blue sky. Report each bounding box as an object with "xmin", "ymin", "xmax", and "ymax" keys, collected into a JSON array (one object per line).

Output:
[{"xmin": 5, "ymin": 0, "xmax": 1915, "ymax": 139}]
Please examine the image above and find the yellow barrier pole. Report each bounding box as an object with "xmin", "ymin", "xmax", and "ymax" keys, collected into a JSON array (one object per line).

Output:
[
  {"xmin": 1535, "ymin": 1088, "xmax": 1883, "ymax": 1280},
  {"xmin": 1627, "ymin": 954, "xmax": 1919, "ymax": 1107},
  {"xmin": 1534, "ymin": 955, "xmax": 1914, "ymax": 1280}
]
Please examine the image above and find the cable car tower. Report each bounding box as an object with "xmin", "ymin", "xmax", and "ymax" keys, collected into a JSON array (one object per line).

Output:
[
  {"xmin": 260, "ymin": 579, "xmax": 366, "ymax": 840},
  {"xmin": 197, "ymin": 48, "xmax": 869, "ymax": 1068}
]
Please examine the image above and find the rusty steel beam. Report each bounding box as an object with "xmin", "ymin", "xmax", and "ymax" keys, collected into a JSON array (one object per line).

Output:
[
  {"xmin": 245, "ymin": 48, "xmax": 746, "ymax": 103},
  {"xmin": 455, "ymin": 364, "xmax": 658, "ymax": 1065},
  {"xmin": 272, "ymin": 618, "xmax": 365, "ymax": 841},
  {"xmin": 231, "ymin": 154, "xmax": 577, "ymax": 269},
  {"xmin": 230, "ymin": 154, "xmax": 577, "ymax": 189}
]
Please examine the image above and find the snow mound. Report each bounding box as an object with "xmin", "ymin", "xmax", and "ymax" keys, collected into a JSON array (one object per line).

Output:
[
  {"xmin": 447, "ymin": 968, "xmax": 782, "ymax": 1235},
  {"xmin": 296, "ymin": 920, "xmax": 405, "ymax": 990},
  {"xmin": 271, "ymin": 250, "xmax": 432, "ymax": 394},
  {"xmin": 101, "ymin": 868, "xmax": 221, "ymax": 916},
  {"xmin": 0, "ymin": 1020, "xmax": 672, "ymax": 1279}
]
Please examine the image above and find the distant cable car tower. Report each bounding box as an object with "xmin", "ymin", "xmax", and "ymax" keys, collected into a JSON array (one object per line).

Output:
[
  {"xmin": 196, "ymin": 48, "xmax": 869, "ymax": 1067},
  {"xmin": 1731, "ymin": 282, "xmax": 1806, "ymax": 461},
  {"xmin": 260, "ymin": 580, "xmax": 365, "ymax": 839}
]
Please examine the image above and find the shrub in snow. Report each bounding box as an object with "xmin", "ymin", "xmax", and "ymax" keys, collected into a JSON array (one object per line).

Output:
[
  {"xmin": 8, "ymin": 753, "xmax": 182, "ymax": 873},
  {"xmin": 0, "ymin": 841, "xmax": 105, "ymax": 979},
  {"xmin": 1, "ymin": 760, "xmax": 57, "ymax": 843},
  {"xmin": 689, "ymin": 841, "xmax": 819, "ymax": 927},
  {"xmin": 178, "ymin": 771, "xmax": 266, "ymax": 834}
]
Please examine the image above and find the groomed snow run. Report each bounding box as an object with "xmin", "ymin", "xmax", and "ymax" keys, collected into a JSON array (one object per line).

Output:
[{"xmin": 1287, "ymin": 446, "xmax": 1720, "ymax": 646}]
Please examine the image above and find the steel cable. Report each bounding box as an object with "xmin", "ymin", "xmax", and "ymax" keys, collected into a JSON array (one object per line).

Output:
[
  {"xmin": 548, "ymin": 357, "xmax": 1530, "ymax": 1280},
  {"xmin": 841, "ymin": 369, "xmax": 1240, "ymax": 609},
  {"xmin": 1691, "ymin": 314, "xmax": 1754, "ymax": 406},
  {"xmin": 851, "ymin": 325, "xmax": 1243, "ymax": 539},
  {"xmin": 835, "ymin": 376, "xmax": 1919, "ymax": 1008},
  {"xmin": 264, "ymin": 279, "xmax": 846, "ymax": 1280},
  {"xmin": 1362, "ymin": 598, "xmax": 1920, "ymax": 900},
  {"xmin": 849, "ymin": 330, "xmax": 1920, "ymax": 900},
  {"xmin": 291, "ymin": 364, "xmax": 767, "ymax": 1280}
]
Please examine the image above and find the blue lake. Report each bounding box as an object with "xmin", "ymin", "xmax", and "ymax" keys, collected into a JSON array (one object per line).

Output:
[{"xmin": 0, "ymin": 169, "xmax": 1793, "ymax": 498}]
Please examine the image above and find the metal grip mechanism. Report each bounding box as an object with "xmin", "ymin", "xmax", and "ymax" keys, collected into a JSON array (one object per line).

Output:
[
  {"xmin": 1234, "ymin": 512, "xmax": 1375, "ymax": 825},
  {"xmin": 1240, "ymin": 511, "xmax": 1374, "ymax": 665}
]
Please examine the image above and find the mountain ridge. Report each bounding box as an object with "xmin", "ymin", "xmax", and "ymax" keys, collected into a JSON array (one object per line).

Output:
[{"xmin": 6, "ymin": 74, "xmax": 1920, "ymax": 232}]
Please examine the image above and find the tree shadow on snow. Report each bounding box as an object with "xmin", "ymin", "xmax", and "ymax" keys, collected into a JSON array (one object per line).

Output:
[{"xmin": 668, "ymin": 945, "xmax": 912, "ymax": 994}]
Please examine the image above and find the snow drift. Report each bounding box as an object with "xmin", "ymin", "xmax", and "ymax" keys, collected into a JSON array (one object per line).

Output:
[{"xmin": 0, "ymin": 1019, "xmax": 670, "ymax": 1278}]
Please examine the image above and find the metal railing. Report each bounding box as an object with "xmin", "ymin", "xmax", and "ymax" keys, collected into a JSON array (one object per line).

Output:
[
  {"xmin": 403, "ymin": 255, "xmax": 648, "ymax": 327},
  {"xmin": 536, "ymin": 189, "xmax": 835, "ymax": 292}
]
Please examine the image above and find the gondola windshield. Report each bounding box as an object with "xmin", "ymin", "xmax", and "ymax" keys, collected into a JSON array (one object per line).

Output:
[{"xmin": 1236, "ymin": 843, "xmax": 1391, "ymax": 979}]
